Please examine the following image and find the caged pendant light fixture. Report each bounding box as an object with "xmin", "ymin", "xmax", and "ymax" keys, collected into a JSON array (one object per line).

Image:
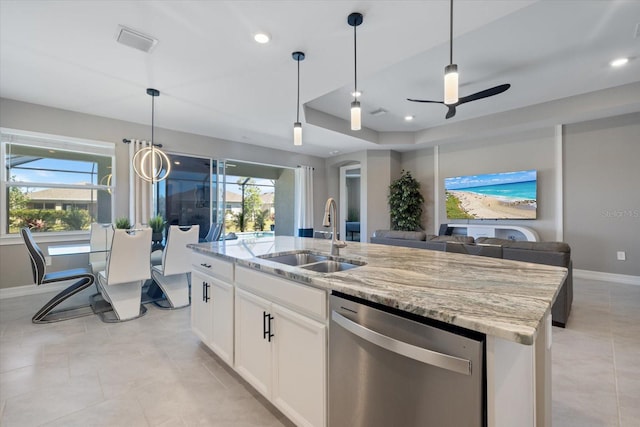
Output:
[
  {"xmin": 348, "ymin": 12, "xmax": 363, "ymax": 131},
  {"xmin": 132, "ymin": 88, "xmax": 171, "ymax": 183},
  {"xmin": 292, "ymin": 51, "xmax": 305, "ymax": 146},
  {"xmin": 444, "ymin": 0, "xmax": 459, "ymax": 105}
]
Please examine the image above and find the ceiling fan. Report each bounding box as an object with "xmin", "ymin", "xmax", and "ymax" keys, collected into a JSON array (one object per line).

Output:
[{"xmin": 407, "ymin": 0, "xmax": 510, "ymax": 119}]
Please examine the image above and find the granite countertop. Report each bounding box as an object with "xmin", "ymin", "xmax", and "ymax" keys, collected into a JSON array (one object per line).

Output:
[{"xmin": 188, "ymin": 236, "xmax": 567, "ymax": 345}]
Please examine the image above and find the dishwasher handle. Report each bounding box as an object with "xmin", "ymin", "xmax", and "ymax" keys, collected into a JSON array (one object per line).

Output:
[{"xmin": 331, "ymin": 310, "xmax": 472, "ymax": 376}]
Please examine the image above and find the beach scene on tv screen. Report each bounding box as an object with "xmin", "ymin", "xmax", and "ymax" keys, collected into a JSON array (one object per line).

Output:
[{"xmin": 445, "ymin": 170, "xmax": 537, "ymax": 220}]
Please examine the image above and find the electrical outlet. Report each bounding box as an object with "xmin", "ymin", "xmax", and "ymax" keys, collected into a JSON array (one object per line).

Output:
[
  {"xmin": 617, "ymin": 251, "xmax": 626, "ymax": 261},
  {"xmin": 45, "ymin": 256, "xmax": 52, "ymax": 266}
]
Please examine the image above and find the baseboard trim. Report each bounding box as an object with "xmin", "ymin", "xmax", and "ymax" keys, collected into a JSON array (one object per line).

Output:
[
  {"xmin": 574, "ymin": 269, "xmax": 640, "ymax": 286},
  {"xmin": 0, "ymin": 281, "xmax": 72, "ymax": 300}
]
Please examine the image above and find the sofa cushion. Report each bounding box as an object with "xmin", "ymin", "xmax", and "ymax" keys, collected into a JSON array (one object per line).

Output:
[
  {"xmin": 372, "ymin": 230, "xmax": 427, "ymax": 241},
  {"xmin": 429, "ymin": 235, "xmax": 475, "ymax": 244},
  {"xmin": 476, "ymin": 237, "xmax": 570, "ymax": 253}
]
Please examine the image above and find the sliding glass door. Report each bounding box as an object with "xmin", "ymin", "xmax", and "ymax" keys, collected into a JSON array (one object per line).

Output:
[{"xmin": 156, "ymin": 154, "xmax": 220, "ymax": 241}]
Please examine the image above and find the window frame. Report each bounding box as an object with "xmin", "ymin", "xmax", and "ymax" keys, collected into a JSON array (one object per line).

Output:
[{"xmin": 1, "ymin": 128, "xmax": 116, "ymax": 244}]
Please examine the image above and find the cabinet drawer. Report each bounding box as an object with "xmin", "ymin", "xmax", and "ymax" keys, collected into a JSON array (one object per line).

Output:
[
  {"xmin": 192, "ymin": 252, "xmax": 234, "ymax": 282},
  {"xmin": 236, "ymin": 266, "xmax": 327, "ymax": 321}
]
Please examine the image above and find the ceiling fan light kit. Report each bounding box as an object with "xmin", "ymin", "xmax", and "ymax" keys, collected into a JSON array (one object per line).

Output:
[
  {"xmin": 348, "ymin": 12, "xmax": 363, "ymax": 131},
  {"xmin": 444, "ymin": 63, "xmax": 458, "ymax": 105},
  {"xmin": 292, "ymin": 51, "xmax": 305, "ymax": 146},
  {"xmin": 406, "ymin": 0, "xmax": 510, "ymax": 119}
]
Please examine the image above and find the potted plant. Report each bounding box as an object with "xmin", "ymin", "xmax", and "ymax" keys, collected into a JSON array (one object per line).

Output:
[
  {"xmin": 114, "ymin": 217, "xmax": 131, "ymax": 230},
  {"xmin": 388, "ymin": 170, "xmax": 424, "ymax": 231},
  {"xmin": 148, "ymin": 215, "xmax": 165, "ymax": 246}
]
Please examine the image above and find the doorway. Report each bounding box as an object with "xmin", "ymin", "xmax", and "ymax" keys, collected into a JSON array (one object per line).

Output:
[{"xmin": 340, "ymin": 164, "xmax": 361, "ymax": 242}]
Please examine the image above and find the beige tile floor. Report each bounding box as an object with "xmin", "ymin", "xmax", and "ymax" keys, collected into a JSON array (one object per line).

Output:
[{"xmin": 0, "ymin": 277, "xmax": 638, "ymax": 426}]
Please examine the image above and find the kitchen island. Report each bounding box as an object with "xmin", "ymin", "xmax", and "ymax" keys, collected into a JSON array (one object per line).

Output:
[{"xmin": 188, "ymin": 236, "xmax": 567, "ymax": 427}]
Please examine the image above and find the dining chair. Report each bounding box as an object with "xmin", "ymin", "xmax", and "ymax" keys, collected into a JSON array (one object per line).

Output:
[
  {"xmin": 95, "ymin": 228, "xmax": 152, "ymax": 322},
  {"xmin": 151, "ymin": 225, "xmax": 199, "ymax": 309},
  {"xmin": 89, "ymin": 222, "xmax": 114, "ymax": 275},
  {"xmin": 204, "ymin": 222, "xmax": 222, "ymax": 242},
  {"xmin": 20, "ymin": 227, "xmax": 95, "ymax": 323}
]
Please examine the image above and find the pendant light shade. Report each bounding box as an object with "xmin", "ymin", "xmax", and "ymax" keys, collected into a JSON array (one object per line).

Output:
[
  {"xmin": 350, "ymin": 100, "xmax": 361, "ymax": 131},
  {"xmin": 444, "ymin": 64, "xmax": 458, "ymax": 105},
  {"xmin": 292, "ymin": 51, "xmax": 305, "ymax": 146},
  {"xmin": 293, "ymin": 122, "xmax": 302, "ymax": 146},
  {"xmin": 132, "ymin": 88, "xmax": 171, "ymax": 183},
  {"xmin": 348, "ymin": 12, "xmax": 363, "ymax": 131},
  {"xmin": 444, "ymin": 0, "xmax": 459, "ymax": 105}
]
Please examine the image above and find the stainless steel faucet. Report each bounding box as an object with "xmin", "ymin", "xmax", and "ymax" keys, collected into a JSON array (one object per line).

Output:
[{"xmin": 323, "ymin": 198, "xmax": 347, "ymax": 256}]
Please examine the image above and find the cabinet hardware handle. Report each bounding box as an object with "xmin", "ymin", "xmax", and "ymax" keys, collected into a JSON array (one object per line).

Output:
[
  {"xmin": 202, "ymin": 281, "xmax": 206, "ymax": 302},
  {"xmin": 263, "ymin": 311, "xmax": 269, "ymax": 340},
  {"xmin": 204, "ymin": 282, "xmax": 210, "ymax": 302},
  {"xmin": 268, "ymin": 314, "xmax": 274, "ymax": 342},
  {"xmin": 200, "ymin": 263, "xmax": 212, "ymax": 268}
]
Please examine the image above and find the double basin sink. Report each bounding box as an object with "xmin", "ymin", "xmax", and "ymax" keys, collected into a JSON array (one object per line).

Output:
[{"xmin": 258, "ymin": 251, "xmax": 366, "ymax": 273}]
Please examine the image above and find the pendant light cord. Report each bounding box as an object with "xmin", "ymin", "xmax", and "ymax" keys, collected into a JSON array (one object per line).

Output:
[
  {"xmin": 353, "ymin": 24, "xmax": 358, "ymax": 101},
  {"xmin": 449, "ymin": 0, "xmax": 454, "ymax": 65},
  {"xmin": 296, "ymin": 58, "xmax": 300, "ymax": 122}
]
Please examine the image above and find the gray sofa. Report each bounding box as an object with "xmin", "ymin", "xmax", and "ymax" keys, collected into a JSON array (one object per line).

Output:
[{"xmin": 370, "ymin": 230, "xmax": 573, "ymax": 327}]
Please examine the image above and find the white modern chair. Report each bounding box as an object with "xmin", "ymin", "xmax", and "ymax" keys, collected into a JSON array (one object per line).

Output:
[
  {"xmin": 89, "ymin": 222, "xmax": 114, "ymax": 275},
  {"xmin": 96, "ymin": 228, "xmax": 152, "ymax": 322},
  {"xmin": 151, "ymin": 225, "xmax": 199, "ymax": 309}
]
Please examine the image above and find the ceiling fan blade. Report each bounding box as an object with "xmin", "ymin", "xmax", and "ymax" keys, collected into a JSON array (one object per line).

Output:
[
  {"xmin": 407, "ymin": 98, "xmax": 444, "ymax": 104},
  {"xmin": 445, "ymin": 105, "xmax": 457, "ymax": 119},
  {"xmin": 458, "ymin": 83, "xmax": 510, "ymax": 105}
]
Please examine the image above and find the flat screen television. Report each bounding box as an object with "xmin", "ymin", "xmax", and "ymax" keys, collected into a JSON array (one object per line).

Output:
[{"xmin": 445, "ymin": 169, "xmax": 537, "ymax": 220}]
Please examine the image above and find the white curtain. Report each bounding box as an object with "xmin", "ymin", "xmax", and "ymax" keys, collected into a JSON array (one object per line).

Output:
[
  {"xmin": 129, "ymin": 139, "xmax": 153, "ymax": 226},
  {"xmin": 294, "ymin": 165, "xmax": 314, "ymax": 236}
]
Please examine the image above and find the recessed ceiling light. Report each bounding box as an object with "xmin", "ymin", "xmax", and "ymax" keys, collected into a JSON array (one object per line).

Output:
[
  {"xmin": 174, "ymin": 161, "xmax": 181, "ymax": 165},
  {"xmin": 351, "ymin": 90, "xmax": 362, "ymax": 97},
  {"xmin": 254, "ymin": 33, "xmax": 270, "ymax": 44},
  {"xmin": 48, "ymin": 150, "xmax": 55, "ymax": 153},
  {"xmin": 404, "ymin": 115, "xmax": 415, "ymax": 121},
  {"xmin": 610, "ymin": 57, "xmax": 629, "ymax": 67}
]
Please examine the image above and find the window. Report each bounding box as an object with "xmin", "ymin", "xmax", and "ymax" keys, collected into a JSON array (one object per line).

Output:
[{"xmin": 1, "ymin": 129, "xmax": 115, "ymax": 235}]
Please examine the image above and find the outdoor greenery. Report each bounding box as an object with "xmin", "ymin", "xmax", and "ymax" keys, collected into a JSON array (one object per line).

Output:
[
  {"xmin": 388, "ymin": 170, "xmax": 424, "ymax": 231},
  {"xmin": 224, "ymin": 178, "xmax": 274, "ymax": 233},
  {"xmin": 253, "ymin": 209, "xmax": 269, "ymax": 231},
  {"xmin": 8, "ymin": 208, "xmax": 92, "ymax": 233}
]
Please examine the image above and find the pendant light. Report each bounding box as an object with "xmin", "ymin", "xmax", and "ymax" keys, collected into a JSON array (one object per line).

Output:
[
  {"xmin": 132, "ymin": 88, "xmax": 171, "ymax": 183},
  {"xmin": 444, "ymin": 0, "xmax": 458, "ymax": 105},
  {"xmin": 348, "ymin": 12, "xmax": 363, "ymax": 131},
  {"xmin": 292, "ymin": 51, "xmax": 305, "ymax": 146}
]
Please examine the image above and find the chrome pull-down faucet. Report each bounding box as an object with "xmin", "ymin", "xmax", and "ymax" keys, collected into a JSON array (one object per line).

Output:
[{"xmin": 323, "ymin": 198, "xmax": 347, "ymax": 256}]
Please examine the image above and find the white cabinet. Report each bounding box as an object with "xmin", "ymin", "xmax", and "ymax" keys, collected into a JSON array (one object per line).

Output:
[
  {"xmin": 235, "ymin": 267, "xmax": 327, "ymax": 427},
  {"xmin": 235, "ymin": 288, "xmax": 272, "ymax": 396},
  {"xmin": 271, "ymin": 303, "xmax": 326, "ymax": 427},
  {"xmin": 210, "ymin": 278, "xmax": 234, "ymax": 365},
  {"xmin": 191, "ymin": 270, "xmax": 214, "ymax": 346},
  {"xmin": 191, "ymin": 256, "xmax": 234, "ymax": 365}
]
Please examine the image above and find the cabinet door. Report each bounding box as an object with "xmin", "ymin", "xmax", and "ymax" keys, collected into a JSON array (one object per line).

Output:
[
  {"xmin": 235, "ymin": 288, "xmax": 272, "ymax": 397},
  {"xmin": 210, "ymin": 277, "xmax": 234, "ymax": 365},
  {"xmin": 271, "ymin": 303, "xmax": 326, "ymax": 427},
  {"xmin": 191, "ymin": 271, "xmax": 214, "ymax": 346}
]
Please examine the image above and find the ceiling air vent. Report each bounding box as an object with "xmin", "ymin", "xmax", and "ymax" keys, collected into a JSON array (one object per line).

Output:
[
  {"xmin": 369, "ymin": 108, "xmax": 388, "ymax": 117},
  {"xmin": 116, "ymin": 25, "xmax": 158, "ymax": 53},
  {"xmin": 635, "ymin": 23, "xmax": 640, "ymax": 38}
]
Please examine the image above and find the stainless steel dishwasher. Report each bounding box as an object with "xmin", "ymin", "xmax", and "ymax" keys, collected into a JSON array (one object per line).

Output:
[{"xmin": 329, "ymin": 293, "xmax": 485, "ymax": 427}]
